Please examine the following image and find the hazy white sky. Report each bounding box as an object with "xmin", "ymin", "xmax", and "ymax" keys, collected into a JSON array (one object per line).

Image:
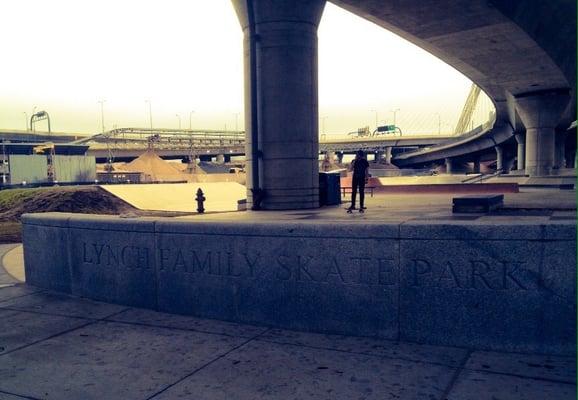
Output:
[{"xmin": 0, "ymin": 1, "xmax": 492, "ymax": 135}]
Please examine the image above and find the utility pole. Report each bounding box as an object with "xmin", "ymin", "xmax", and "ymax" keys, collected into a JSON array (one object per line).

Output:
[
  {"xmin": 32, "ymin": 106, "xmax": 37, "ymax": 132},
  {"xmin": 98, "ymin": 100, "xmax": 106, "ymax": 134},
  {"xmin": 370, "ymin": 109, "xmax": 378, "ymax": 129},
  {"xmin": 390, "ymin": 108, "xmax": 400, "ymax": 127},
  {"xmin": 145, "ymin": 99, "xmax": 153, "ymax": 131},
  {"xmin": 189, "ymin": 110, "xmax": 195, "ymax": 130}
]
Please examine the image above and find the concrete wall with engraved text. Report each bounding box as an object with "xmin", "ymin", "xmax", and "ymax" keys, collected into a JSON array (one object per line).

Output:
[{"xmin": 22, "ymin": 213, "xmax": 576, "ymax": 355}]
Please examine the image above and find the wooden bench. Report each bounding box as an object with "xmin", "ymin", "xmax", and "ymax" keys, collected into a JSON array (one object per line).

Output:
[{"xmin": 341, "ymin": 186, "xmax": 376, "ymax": 198}]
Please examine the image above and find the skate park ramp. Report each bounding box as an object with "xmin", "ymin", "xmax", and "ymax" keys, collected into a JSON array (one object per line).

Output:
[{"xmin": 100, "ymin": 182, "xmax": 246, "ymax": 212}]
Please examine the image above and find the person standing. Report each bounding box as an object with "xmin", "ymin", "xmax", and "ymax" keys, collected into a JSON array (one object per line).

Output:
[{"xmin": 348, "ymin": 150, "xmax": 370, "ymax": 212}]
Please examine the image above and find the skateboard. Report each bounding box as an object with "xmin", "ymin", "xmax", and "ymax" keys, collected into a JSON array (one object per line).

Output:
[{"xmin": 346, "ymin": 207, "xmax": 365, "ymax": 214}]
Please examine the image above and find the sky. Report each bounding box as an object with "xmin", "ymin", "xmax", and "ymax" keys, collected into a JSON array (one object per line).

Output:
[{"xmin": 0, "ymin": 0, "xmax": 493, "ymax": 136}]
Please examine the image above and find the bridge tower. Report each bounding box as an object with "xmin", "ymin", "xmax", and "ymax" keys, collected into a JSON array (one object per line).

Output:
[
  {"xmin": 453, "ymin": 84, "xmax": 481, "ymax": 135},
  {"xmin": 232, "ymin": 0, "xmax": 326, "ymax": 210}
]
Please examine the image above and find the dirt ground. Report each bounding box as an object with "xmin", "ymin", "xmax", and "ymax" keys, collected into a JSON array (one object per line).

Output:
[{"xmin": 0, "ymin": 185, "xmax": 137, "ymax": 243}]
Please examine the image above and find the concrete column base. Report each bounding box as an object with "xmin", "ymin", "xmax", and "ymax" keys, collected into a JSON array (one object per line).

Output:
[
  {"xmin": 445, "ymin": 158, "xmax": 454, "ymax": 174},
  {"xmin": 515, "ymin": 90, "xmax": 570, "ymax": 177},
  {"xmin": 554, "ymin": 129, "xmax": 566, "ymax": 169},
  {"xmin": 495, "ymin": 145, "xmax": 504, "ymax": 172},
  {"xmin": 514, "ymin": 133, "xmax": 526, "ymax": 170},
  {"xmin": 472, "ymin": 158, "xmax": 481, "ymax": 174},
  {"xmin": 385, "ymin": 147, "xmax": 392, "ymax": 164}
]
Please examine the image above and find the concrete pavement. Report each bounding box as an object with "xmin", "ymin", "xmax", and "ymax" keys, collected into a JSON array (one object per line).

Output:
[{"xmin": 0, "ymin": 238, "xmax": 575, "ymax": 399}]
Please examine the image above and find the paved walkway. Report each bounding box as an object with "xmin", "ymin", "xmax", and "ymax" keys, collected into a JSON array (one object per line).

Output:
[
  {"xmin": 179, "ymin": 189, "xmax": 576, "ymax": 224},
  {"xmin": 0, "ymin": 244, "xmax": 575, "ymax": 400}
]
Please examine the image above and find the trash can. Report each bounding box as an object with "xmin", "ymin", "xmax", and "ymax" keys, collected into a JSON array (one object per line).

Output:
[{"xmin": 319, "ymin": 171, "xmax": 341, "ymax": 206}]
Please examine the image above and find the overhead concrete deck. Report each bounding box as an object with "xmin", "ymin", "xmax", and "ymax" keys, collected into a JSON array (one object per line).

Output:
[
  {"xmin": 331, "ymin": 0, "xmax": 576, "ymax": 167},
  {"xmin": 331, "ymin": 0, "xmax": 576, "ymax": 127}
]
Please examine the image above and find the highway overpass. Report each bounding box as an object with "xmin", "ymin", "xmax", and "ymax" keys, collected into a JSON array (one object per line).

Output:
[
  {"xmin": 331, "ymin": 0, "xmax": 576, "ymax": 173},
  {"xmin": 84, "ymin": 129, "xmax": 455, "ymax": 162},
  {"xmin": 0, "ymin": 127, "xmax": 455, "ymax": 162}
]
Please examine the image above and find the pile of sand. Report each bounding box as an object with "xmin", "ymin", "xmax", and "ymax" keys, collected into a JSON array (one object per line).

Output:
[{"xmin": 123, "ymin": 150, "xmax": 185, "ymax": 182}]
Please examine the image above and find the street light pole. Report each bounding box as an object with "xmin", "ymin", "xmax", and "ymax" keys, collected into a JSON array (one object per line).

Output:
[
  {"xmin": 98, "ymin": 100, "xmax": 106, "ymax": 134},
  {"xmin": 32, "ymin": 106, "xmax": 37, "ymax": 132},
  {"xmin": 145, "ymin": 100, "xmax": 153, "ymax": 131},
  {"xmin": 176, "ymin": 114, "xmax": 182, "ymax": 129},
  {"xmin": 370, "ymin": 109, "xmax": 378, "ymax": 129},
  {"xmin": 189, "ymin": 110, "xmax": 195, "ymax": 130},
  {"xmin": 438, "ymin": 114, "xmax": 441, "ymax": 135},
  {"xmin": 390, "ymin": 108, "xmax": 400, "ymax": 127}
]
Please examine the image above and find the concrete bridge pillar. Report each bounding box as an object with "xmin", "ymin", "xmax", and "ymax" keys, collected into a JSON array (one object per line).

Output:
[
  {"xmin": 216, "ymin": 154, "xmax": 226, "ymax": 164},
  {"xmin": 495, "ymin": 145, "xmax": 504, "ymax": 172},
  {"xmin": 232, "ymin": 0, "xmax": 326, "ymax": 209},
  {"xmin": 515, "ymin": 90, "xmax": 570, "ymax": 176},
  {"xmin": 445, "ymin": 158, "xmax": 454, "ymax": 174},
  {"xmin": 472, "ymin": 157, "xmax": 481, "ymax": 174},
  {"xmin": 385, "ymin": 147, "xmax": 392, "ymax": 164},
  {"xmin": 554, "ymin": 128, "xmax": 566, "ymax": 169},
  {"xmin": 514, "ymin": 133, "xmax": 526, "ymax": 171},
  {"xmin": 336, "ymin": 152, "xmax": 344, "ymax": 164}
]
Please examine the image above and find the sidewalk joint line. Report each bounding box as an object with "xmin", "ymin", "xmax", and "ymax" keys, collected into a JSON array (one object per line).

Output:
[
  {"xmin": 254, "ymin": 337, "xmax": 462, "ymax": 370},
  {"xmin": 439, "ymin": 349, "xmax": 472, "ymax": 400},
  {"xmin": 0, "ymin": 307, "xmax": 130, "ymax": 358},
  {"xmin": 0, "ymin": 289, "xmax": 46, "ymax": 305},
  {"xmin": 101, "ymin": 316, "xmax": 267, "ymax": 340},
  {"xmin": 0, "ymin": 388, "xmax": 43, "ymax": 400},
  {"xmin": 145, "ymin": 327, "xmax": 272, "ymax": 400}
]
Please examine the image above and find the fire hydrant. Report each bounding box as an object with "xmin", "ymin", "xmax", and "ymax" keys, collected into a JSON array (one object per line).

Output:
[{"xmin": 196, "ymin": 188, "xmax": 205, "ymax": 213}]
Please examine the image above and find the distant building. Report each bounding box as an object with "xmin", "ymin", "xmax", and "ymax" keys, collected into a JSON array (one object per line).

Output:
[{"xmin": 0, "ymin": 143, "xmax": 96, "ymax": 186}]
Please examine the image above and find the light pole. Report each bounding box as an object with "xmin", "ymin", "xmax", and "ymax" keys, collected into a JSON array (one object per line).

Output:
[
  {"xmin": 189, "ymin": 110, "xmax": 195, "ymax": 130},
  {"xmin": 437, "ymin": 113, "xmax": 442, "ymax": 135},
  {"xmin": 390, "ymin": 108, "xmax": 400, "ymax": 127},
  {"xmin": 176, "ymin": 114, "xmax": 182, "ymax": 130},
  {"xmin": 145, "ymin": 99, "xmax": 153, "ymax": 131},
  {"xmin": 23, "ymin": 112, "xmax": 28, "ymax": 131},
  {"xmin": 370, "ymin": 109, "xmax": 378, "ymax": 129},
  {"xmin": 234, "ymin": 112, "xmax": 240, "ymax": 131},
  {"xmin": 321, "ymin": 116, "xmax": 328, "ymax": 135},
  {"xmin": 98, "ymin": 100, "xmax": 106, "ymax": 134},
  {"xmin": 32, "ymin": 106, "xmax": 37, "ymax": 132}
]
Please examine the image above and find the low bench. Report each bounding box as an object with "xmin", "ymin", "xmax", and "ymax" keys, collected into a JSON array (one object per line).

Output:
[
  {"xmin": 341, "ymin": 186, "xmax": 376, "ymax": 197},
  {"xmin": 452, "ymin": 194, "xmax": 504, "ymax": 213}
]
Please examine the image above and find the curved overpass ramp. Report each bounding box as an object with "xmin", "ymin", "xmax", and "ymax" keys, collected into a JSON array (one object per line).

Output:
[{"xmin": 330, "ymin": 0, "xmax": 576, "ymax": 172}]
